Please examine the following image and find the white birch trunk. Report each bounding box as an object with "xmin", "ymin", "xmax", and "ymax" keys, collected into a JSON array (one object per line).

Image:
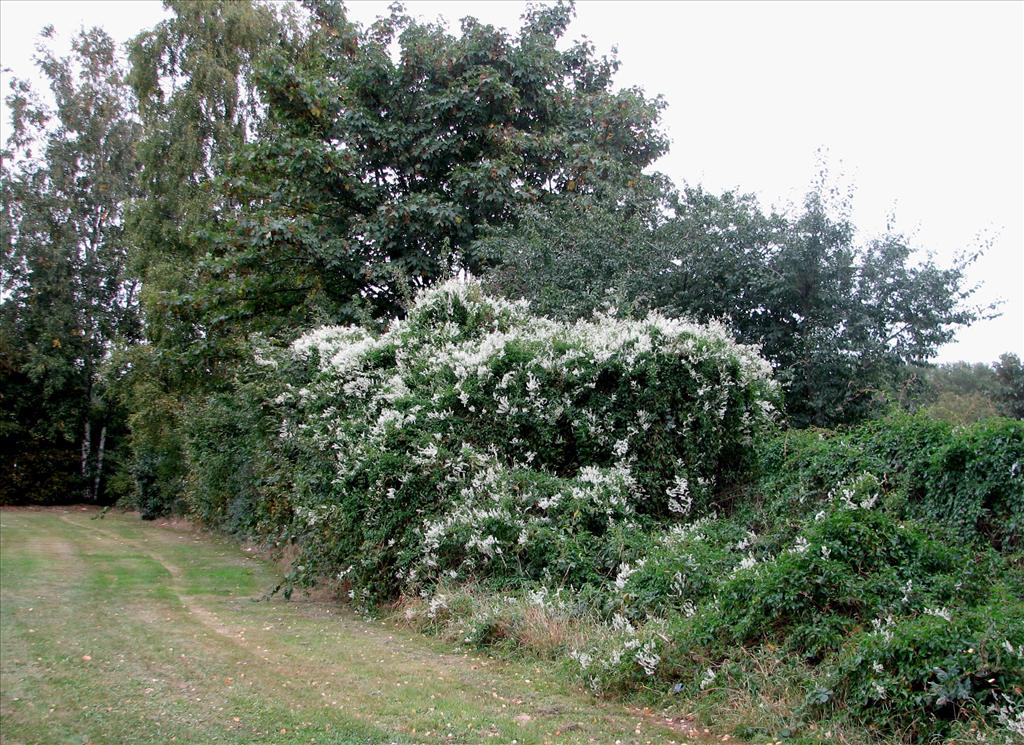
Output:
[
  {"xmin": 92, "ymin": 425, "xmax": 107, "ymax": 502},
  {"xmin": 81, "ymin": 419, "xmax": 92, "ymax": 500}
]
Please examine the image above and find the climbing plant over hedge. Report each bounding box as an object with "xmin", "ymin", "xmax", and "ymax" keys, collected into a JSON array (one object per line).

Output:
[
  {"xmin": 753, "ymin": 413, "xmax": 1024, "ymax": 550},
  {"xmin": 253, "ymin": 277, "xmax": 779, "ymax": 601}
]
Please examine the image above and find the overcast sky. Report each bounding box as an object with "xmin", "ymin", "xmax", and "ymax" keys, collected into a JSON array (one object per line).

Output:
[{"xmin": 1, "ymin": 0, "xmax": 1021, "ymax": 363}]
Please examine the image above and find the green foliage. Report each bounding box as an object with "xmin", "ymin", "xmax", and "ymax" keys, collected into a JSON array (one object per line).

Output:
[
  {"xmin": 118, "ymin": 0, "xmax": 670, "ymax": 518},
  {"xmin": 1, "ymin": 26, "xmax": 141, "ymax": 504},
  {"xmin": 594, "ymin": 417, "xmax": 1022, "ymax": 740},
  {"xmin": 193, "ymin": 279, "xmax": 777, "ymax": 603},
  {"xmin": 171, "ymin": 274, "xmax": 1022, "ymax": 740},
  {"xmin": 109, "ymin": 346, "xmax": 187, "ymax": 519},
  {"xmin": 828, "ymin": 593, "xmax": 1024, "ymax": 740},
  {"xmin": 482, "ymin": 182, "xmax": 992, "ymax": 428},
  {"xmin": 179, "ymin": 362, "xmax": 291, "ymax": 534},
  {"xmin": 476, "ymin": 180, "xmax": 675, "ymax": 320},
  {"xmin": 4, "ymin": 3, "xmax": 1020, "ymax": 740},
  {"xmin": 120, "ymin": 0, "xmax": 289, "ymax": 517},
  {"xmin": 203, "ymin": 0, "xmax": 667, "ymax": 336},
  {"xmin": 127, "ymin": 0, "xmax": 285, "ymax": 371},
  {"xmin": 151, "ymin": 253, "xmax": 1022, "ymax": 740},
  {"xmin": 995, "ymin": 353, "xmax": 1024, "ymax": 419},
  {"xmin": 612, "ymin": 517, "xmax": 742, "ymax": 621},
  {"xmin": 0, "ymin": 317, "xmax": 79, "ymax": 503},
  {"xmin": 906, "ymin": 355, "xmax": 1024, "ymax": 423},
  {"xmin": 754, "ymin": 412, "xmax": 1024, "ymax": 550},
  {"xmin": 710, "ymin": 506, "xmax": 996, "ymax": 658}
]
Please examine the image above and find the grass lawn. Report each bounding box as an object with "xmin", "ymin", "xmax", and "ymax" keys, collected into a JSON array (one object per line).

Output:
[{"xmin": 0, "ymin": 507, "xmax": 711, "ymax": 744}]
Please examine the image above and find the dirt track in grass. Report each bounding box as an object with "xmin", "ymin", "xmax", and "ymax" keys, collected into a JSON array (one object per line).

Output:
[{"xmin": 0, "ymin": 507, "xmax": 715, "ymax": 745}]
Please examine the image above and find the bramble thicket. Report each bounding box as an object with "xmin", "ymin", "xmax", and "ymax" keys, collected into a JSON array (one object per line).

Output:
[{"xmin": 1, "ymin": 2, "xmax": 1022, "ymax": 743}]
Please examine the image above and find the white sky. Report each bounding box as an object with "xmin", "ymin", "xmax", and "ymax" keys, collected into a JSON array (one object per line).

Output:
[{"xmin": 1, "ymin": 0, "xmax": 1021, "ymax": 363}]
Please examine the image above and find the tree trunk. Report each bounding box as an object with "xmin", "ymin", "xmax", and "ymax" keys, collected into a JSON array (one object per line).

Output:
[
  {"xmin": 81, "ymin": 419, "xmax": 92, "ymax": 500},
  {"xmin": 92, "ymin": 425, "xmax": 107, "ymax": 502}
]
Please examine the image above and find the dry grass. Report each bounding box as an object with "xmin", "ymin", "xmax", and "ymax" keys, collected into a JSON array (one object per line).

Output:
[{"xmin": 392, "ymin": 585, "xmax": 604, "ymax": 664}]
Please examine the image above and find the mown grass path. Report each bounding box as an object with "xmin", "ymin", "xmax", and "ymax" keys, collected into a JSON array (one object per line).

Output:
[{"xmin": 1, "ymin": 508, "xmax": 701, "ymax": 745}]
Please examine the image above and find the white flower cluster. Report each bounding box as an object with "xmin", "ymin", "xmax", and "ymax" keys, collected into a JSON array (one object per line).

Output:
[
  {"xmin": 923, "ymin": 606, "xmax": 952, "ymax": 622},
  {"xmin": 427, "ymin": 593, "xmax": 448, "ymax": 619},
  {"xmin": 830, "ymin": 471, "xmax": 882, "ymax": 511},
  {"xmin": 569, "ymin": 614, "xmax": 666, "ymax": 688},
  {"xmin": 731, "ymin": 553, "xmax": 759, "ymax": 576},
  {"xmin": 614, "ymin": 559, "xmax": 646, "ymax": 591},
  {"xmin": 666, "ymin": 474, "xmax": 692, "ymax": 515},
  {"xmin": 990, "ymin": 693, "xmax": 1024, "ymax": 737},
  {"xmin": 871, "ymin": 615, "xmax": 895, "ymax": 642},
  {"xmin": 634, "ymin": 640, "xmax": 660, "ymax": 676},
  {"xmin": 272, "ymin": 276, "xmax": 778, "ymax": 596}
]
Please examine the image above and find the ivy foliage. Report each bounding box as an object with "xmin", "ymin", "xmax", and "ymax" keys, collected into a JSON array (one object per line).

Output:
[
  {"xmin": 753, "ymin": 412, "xmax": 1024, "ymax": 550},
  {"xmin": 570, "ymin": 418, "xmax": 1023, "ymax": 741}
]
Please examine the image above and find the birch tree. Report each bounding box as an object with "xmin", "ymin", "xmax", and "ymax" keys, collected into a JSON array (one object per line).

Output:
[{"xmin": 1, "ymin": 26, "xmax": 140, "ymax": 502}]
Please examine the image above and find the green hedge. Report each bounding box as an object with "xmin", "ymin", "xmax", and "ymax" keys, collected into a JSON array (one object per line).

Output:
[
  {"xmin": 753, "ymin": 413, "xmax": 1024, "ymax": 549},
  {"xmin": 565, "ymin": 416, "xmax": 1023, "ymax": 741},
  {"xmin": 251, "ymin": 278, "xmax": 779, "ymax": 601},
  {"xmin": 174, "ymin": 280, "xmax": 1023, "ymax": 741}
]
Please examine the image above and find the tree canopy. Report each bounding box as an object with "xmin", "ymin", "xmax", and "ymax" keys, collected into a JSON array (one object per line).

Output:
[
  {"xmin": 200, "ymin": 0, "xmax": 667, "ymax": 338},
  {"xmin": 1, "ymin": 26, "xmax": 140, "ymax": 502},
  {"xmin": 481, "ymin": 182, "xmax": 991, "ymax": 426},
  {"xmin": 127, "ymin": 0, "xmax": 287, "ymax": 379}
]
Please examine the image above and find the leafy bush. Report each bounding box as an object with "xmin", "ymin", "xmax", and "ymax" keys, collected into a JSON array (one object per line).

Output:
[
  {"xmin": 828, "ymin": 593, "xmax": 1024, "ymax": 739},
  {"xmin": 256, "ymin": 278, "xmax": 779, "ymax": 602},
  {"xmin": 753, "ymin": 413, "xmax": 1024, "ymax": 549},
  {"xmin": 562, "ymin": 419, "xmax": 1024, "ymax": 741},
  {"xmin": 182, "ymin": 391, "xmax": 272, "ymax": 534},
  {"xmin": 710, "ymin": 505, "xmax": 992, "ymax": 659},
  {"xmin": 612, "ymin": 516, "xmax": 744, "ymax": 621}
]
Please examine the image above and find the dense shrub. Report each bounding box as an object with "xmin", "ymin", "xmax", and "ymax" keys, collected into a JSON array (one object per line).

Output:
[
  {"xmin": 710, "ymin": 505, "xmax": 997, "ymax": 659},
  {"xmin": 0, "ymin": 440, "xmax": 81, "ymax": 505},
  {"xmin": 828, "ymin": 593, "xmax": 1024, "ymax": 739},
  {"xmin": 752, "ymin": 413, "xmax": 1024, "ymax": 549},
  {"xmin": 553, "ymin": 419, "xmax": 1024, "ymax": 741},
  {"xmin": 257, "ymin": 278, "xmax": 779, "ymax": 602},
  {"xmin": 124, "ymin": 390, "xmax": 186, "ymax": 520},
  {"xmin": 174, "ymin": 280, "xmax": 1024, "ymax": 742},
  {"xmin": 613, "ymin": 516, "xmax": 743, "ymax": 621},
  {"xmin": 182, "ymin": 392, "xmax": 271, "ymax": 534}
]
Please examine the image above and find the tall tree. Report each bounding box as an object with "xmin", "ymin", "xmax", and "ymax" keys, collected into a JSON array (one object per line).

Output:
[
  {"xmin": 907, "ymin": 359, "xmax": 1007, "ymax": 424},
  {"xmin": 1, "ymin": 26, "xmax": 141, "ymax": 502},
  {"xmin": 480, "ymin": 182, "xmax": 991, "ymax": 427},
  {"xmin": 122, "ymin": 0, "xmax": 288, "ymax": 517},
  {"xmin": 197, "ymin": 0, "xmax": 668, "ymax": 339},
  {"xmin": 751, "ymin": 192, "xmax": 987, "ymax": 426},
  {"xmin": 127, "ymin": 0, "xmax": 287, "ymax": 376},
  {"xmin": 994, "ymin": 353, "xmax": 1024, "ymax": 419}
]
